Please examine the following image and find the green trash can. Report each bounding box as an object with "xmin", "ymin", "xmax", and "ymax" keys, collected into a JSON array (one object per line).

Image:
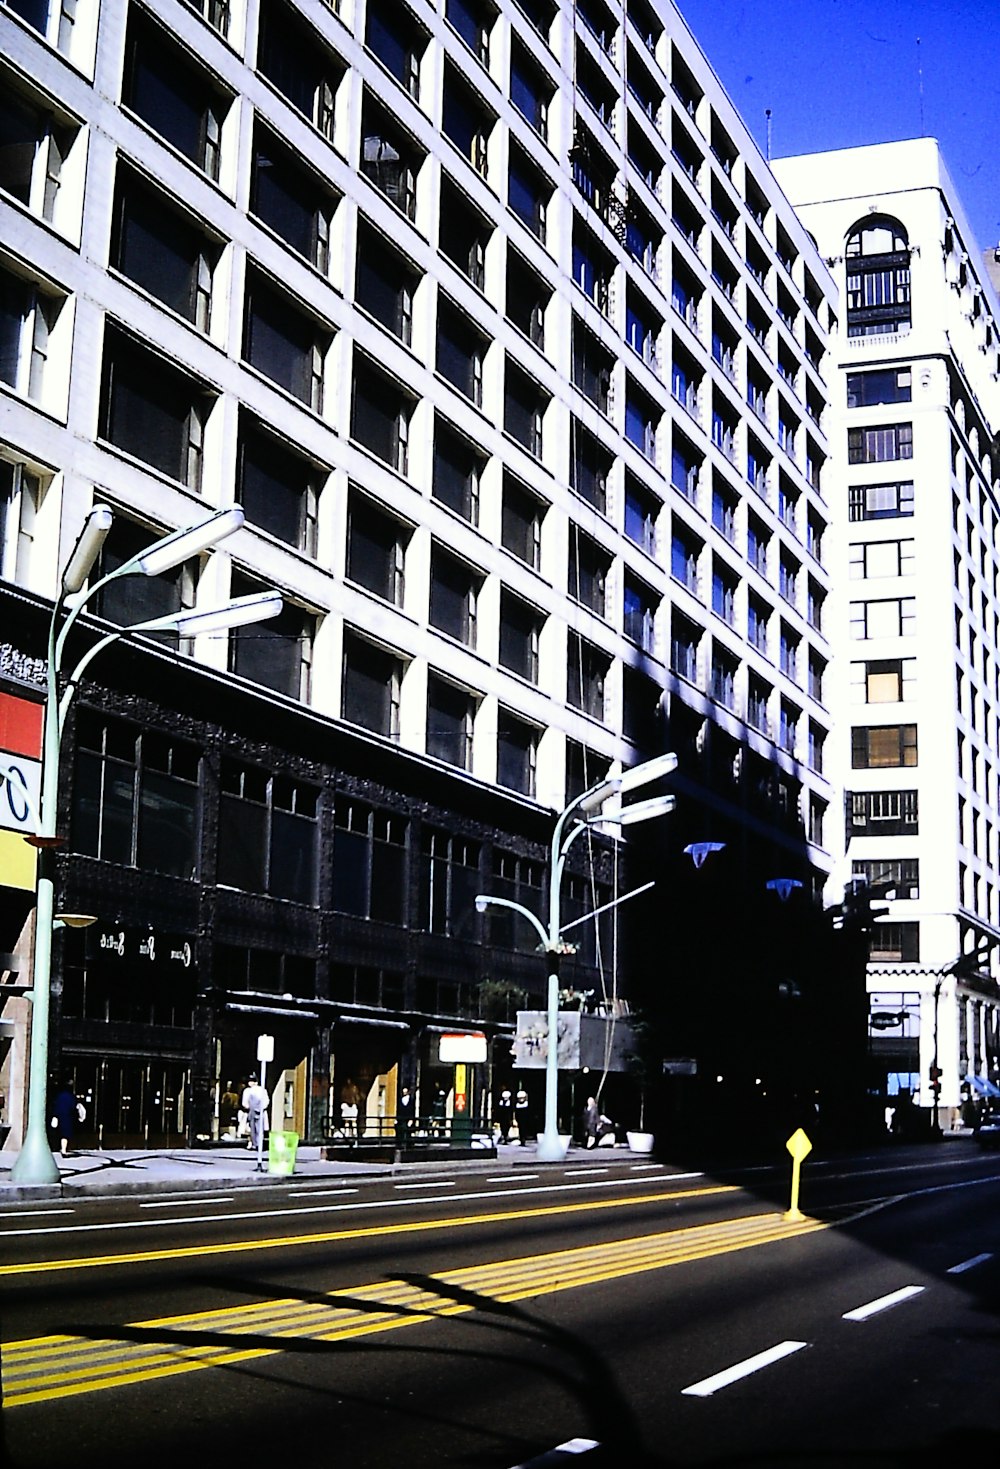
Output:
[{"xmin": 267, "ymin": 1130, "xmax": 299, "ymax": 1176}]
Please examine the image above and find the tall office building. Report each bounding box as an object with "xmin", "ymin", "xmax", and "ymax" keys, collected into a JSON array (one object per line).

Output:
[
  {"xmin": 1, "ymin": 0, "xmax": 835, "ymax": 1147},
  {"xmin": 776, "ymin": 139, "xmax": 1000, "ymax": 1127}
]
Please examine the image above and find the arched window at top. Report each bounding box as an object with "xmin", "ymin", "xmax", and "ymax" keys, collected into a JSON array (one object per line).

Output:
[{"xmin": 845, "ymin": 215, "xmax": 911, "ymax": 338}]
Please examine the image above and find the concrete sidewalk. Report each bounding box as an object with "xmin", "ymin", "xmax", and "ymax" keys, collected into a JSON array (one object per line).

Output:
[{"xmin": 0, "ymin": 1139, "xmax": 586, "ymax": 1203}]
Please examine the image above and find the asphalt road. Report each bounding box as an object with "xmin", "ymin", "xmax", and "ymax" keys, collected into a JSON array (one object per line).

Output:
[{"xmin": 2, "ymin": 1144, "xmax": 999, "ymax": 1468}]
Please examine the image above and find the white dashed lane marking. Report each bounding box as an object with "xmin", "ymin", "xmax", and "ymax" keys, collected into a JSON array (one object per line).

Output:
[
  {"xmin": 947, "ymin": 1252, "xmax": 992, "ymax": 1274},
  {"xmin": 842, "ymin": 1285, "xmax": 925, "ymax": 1321},
  {"xmin": 681, "ymin": 1340, "xmax": 809, "ymax": 1398}
]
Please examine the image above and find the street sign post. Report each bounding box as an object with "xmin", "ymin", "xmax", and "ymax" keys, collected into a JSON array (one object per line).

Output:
[{"xmin": 784, "ymin": 1127, "xmax": 812, "ymax": 1222}]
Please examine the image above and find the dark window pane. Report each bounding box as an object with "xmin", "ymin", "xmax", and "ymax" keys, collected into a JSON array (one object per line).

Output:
[
  {"xmin": 251, "ymin": 132, "xmax": 322, "ymax": 260},
  {"xmin": 332, "ymin": 827, "xmax": 369, "ymax": 915},
  {"xmin": 371, "ymin": 841, "xmax": 405, "ymax": 923},
  {"xmin": 138, "ymin": 770, "xmax": 198, "ymax": 878},
  {"xmin": 427, "ymin": 678, "xmax": 471, "ymax": 767},
  {"xmin": 239, "ymin": 426, "xmax": 309, "ymax": 547},
  {"xmin": 244, "ymin": 275, "xmax": 317, "ymax": 403},
  {"xmin": 113, "ymin": 175, "xmax": 205, "ymax": 322},
  {"xmin": 100, "ymin": 330, "xmax": 198, "ymax": 483},
  {"xmin": 347, "ymin": 496, "xmax": 402, "ymax": 602},
  {"xmin": 270, "ymin": 808, "xmax": 317, "ymax": 903},
  {"xmin": 125, "ymin": 25, "xmax": 215, "ymax": 168},
  {"xmin": 217, "ymin": 794, "xmax": 267, "ymax": 891},
  {"xmin": 342, "ymin": 639, "xmax": 398, "ymax": 734},
  {"xmin": 0, "ymin": 90, "xmax": 39, "ymax": 205}
]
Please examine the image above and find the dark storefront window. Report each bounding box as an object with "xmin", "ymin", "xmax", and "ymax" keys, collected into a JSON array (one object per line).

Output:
[
  {"xmin": 72, "ymin": 714, "xmax": 200, "ymax": 879},
  {"xmin": 217, "ymin": 760, "xmax": 319, "ymax": 904},
  {"xmin": 61, "ymin": 925, "xmax": 197, "ymax": 1027},
  {"xmin": 331, "ymin": 799, "xmax": 408, "ymax": 925},
  {"xmin": 215, "ymin": 944, "xmax": 316, "ymax": 997}
]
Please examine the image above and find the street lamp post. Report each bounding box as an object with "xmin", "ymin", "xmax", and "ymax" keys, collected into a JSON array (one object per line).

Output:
[
  {"xmin": 476, "ymin": 751, "xmax": 678, "ymax": 1162},
  {"xmin": 11, "ymin": 505, "xmax": 282, "ymax": 1185}
]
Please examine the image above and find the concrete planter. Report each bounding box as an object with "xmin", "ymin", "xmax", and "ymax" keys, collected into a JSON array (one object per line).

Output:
[{"xmin": 626, "ymin": 1130, "xmax": 655, "ymax": 1153}]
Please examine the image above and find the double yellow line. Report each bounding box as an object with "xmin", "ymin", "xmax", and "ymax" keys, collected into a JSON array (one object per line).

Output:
[{"xmin": 3, "ymin": 1207, "xmax": 827, "ymax": 1408}]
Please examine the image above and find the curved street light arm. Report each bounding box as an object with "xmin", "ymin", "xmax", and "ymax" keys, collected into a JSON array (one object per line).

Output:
[{"xmin": 473, "ymin": 894, "xmax": 549, "ymax": 950}]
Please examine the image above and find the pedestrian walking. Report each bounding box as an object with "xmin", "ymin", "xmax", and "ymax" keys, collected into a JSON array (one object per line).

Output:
[
  {"xmin": 583, "ymin": 1095, "xmax": 600, "ymax": 1148},
  {"xmin": 241, "ymin": 1074, "xmax": 269, "ymax": 1155},
  {"xmin": 397, "ymin": 1084, "xmax": 414, "ymax": 1144},
  {"xmin": 50, "ymin": 1079, "xmax": 82, "ymax": 1156},
  {"xmin": 339, "ymin": 1077, "xmax": 363, "ymax": 1140},
  {"xmin": 514, "ymin": 1085, "xmax": 530, "ymax": 1145},
  {"xmin": 430, "ymin": 1082, "xmax": 448, "ymax": 1136},
  {"xmin": 495, "ymin": 1087, "xmax": 514, "ymax": 1143}
]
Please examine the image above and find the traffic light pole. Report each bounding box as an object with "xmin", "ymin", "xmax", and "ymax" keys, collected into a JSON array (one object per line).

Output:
[{"xmin": 931, "ymin": 975, "xmax": 943, "ymax": 1137}]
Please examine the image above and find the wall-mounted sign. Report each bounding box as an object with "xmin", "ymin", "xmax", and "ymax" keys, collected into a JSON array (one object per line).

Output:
[
  {"xmin": 0, "ymin": 755, "xmax": 41, "ymax": 836},
  {"xmin": 88, "ymin": 926, "xmax": 195, "ymax": 970},
  {"xmin": 438, "ymin": 1032, "xmax": 487, "ymax": 1064}
]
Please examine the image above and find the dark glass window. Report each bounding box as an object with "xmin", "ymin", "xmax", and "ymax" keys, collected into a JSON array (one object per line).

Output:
[
  {"xmin": 229, "ymin": 572, "xmax": 311, "ymax": 700},
  {"xmin": 497, "ymin": 709, "xmax": 537, "ymax": 796},
  {"xmin": 237, "ymin": 420, "xmax": 318, "ymax": 552},
  {"xmin": 355, "ymin": 224, "xmax": 418, "ymax": 344},
  {"xmin": 508, "ymin": 145, "xmax": 548, "ymax": 241},
  {"xmin": 442, "ymin": 63, "xmax": 492, "ymax": 171},
  {"xmin": 506, "ymin": 250, "xmax": 549, "ymax": 345},
  {"xmin": 346, "ymin": 490, "xmax": 408, "ymax": 605},
  {"xmin": 440, "ymin": 179, "xmax": 491, "ymax": 291},
  {"xmin": 123, "ymin": 11, "xmax": 226, "ymax": 178},
  {"xmin": 361, "ymin": 96, "xmax": 421, "ymax": 220},
  {"xmin": 332, "ymin": 800, "xmax": 407, "ymax": 925},
  {"xmin": 243, "ymin": 269, "xmax": 325, "ymax": 408},
  {"xmin": 847, "ymin": 367, "xmax": 912, "ymax": 408},
  {"xmin": 502, "ymin": 475, "xmax": 543, "ymax": 568},
  {"xmin": 504, "ymin": 360, "xmax": 546, "ymax": 458},
  {"xmin": 567, "ymin": 633, "xmax": 607, "ymax": 720},
  {"xmin": 218, "ymin": 761, "xmax": 318, "ymax": 904},
  {"xmin": 351, "ymin": 356, "xmax": 413, "ymax": 473},
  {"xmin": 499, "ymin": 591, "xmax": 541, "ymax": 682},
  {"xmin": 90, "ymin": 515, "xmax": 188, "ymax": 644},
  {"xmin": 427, "ymin": 675, "xmax": 475, "ymax": 770},
  {"xmin": 437, "ymin": 300, "xmax": 485, "ymax": 405},
  {"xmin": 419, "ymin": 827, "xmax": 481, "ymax": 935},
  {"xmin": 72, "ymin": 715, "xmax": 200, "ymax": 880},
  {"xmin": 99, "ymin": 325, "xmax": 208, "ymax": 487},
  {"xmin": 570, "ymin": 421, "xmax": 611, "ymax": 513},
  {"xmin": 510, "ymin": 40, "xmax": 550, "ymax": 135},
  {"xmin": 251, "ymin": 126, "xmax": 336, "ymax": 270},
  {"xmin": 257, "ymin": 0, "xmax": 339, "ymax": 136},
  {"xmin": 429, "ymin": 547, "xmax": 479, "ymax": 647},
  {"xmin": 433, "ymin": 419, "xmax": 483, "ymax": 522},
  {"xmin": 445, "ymin": 0, "xmax": 493, "ymax": 64},
  {"xmin": 568, "ymin": 528, "xmax": 609, "ymax": 616},
  {"xmin": 366, "ymin": 0, "xmax": 427, "ymax": 99},
  {"xmin": 112, "ymin": 169, "xmax": 214, "ymax": 327},
  {"xmin": 342, "ymin": 631, "xmax": 403, "ymax": 738}
]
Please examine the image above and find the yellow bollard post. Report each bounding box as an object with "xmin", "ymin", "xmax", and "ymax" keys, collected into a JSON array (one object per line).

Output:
[{"xmin": 784, "ymin": 1127, "xmax": 812, "ymax": 1222}]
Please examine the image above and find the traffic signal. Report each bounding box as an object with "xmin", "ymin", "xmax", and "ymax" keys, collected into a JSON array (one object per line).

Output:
[{"xmin": 929, "ymin": 1064, "xmax": 942, "ymax": 1093}]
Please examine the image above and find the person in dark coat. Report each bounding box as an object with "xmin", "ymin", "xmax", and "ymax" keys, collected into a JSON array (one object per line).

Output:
[
  {"xmin": 397, "ymin": 1085, "xmax": 414, "ymax": 1144},
  {"xmin": 583, "ymin": 1095, "xmax": 600, "ymax": 1148},
  {"xmin": 51, "ymin": 1080, "xmax": 79, "ymax": 1157}
]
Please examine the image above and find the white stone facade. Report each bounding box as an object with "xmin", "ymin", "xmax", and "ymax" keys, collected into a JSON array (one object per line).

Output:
[{"xmin": 776, "ymin": 139, "xmax": 1000, "ymax": 1122}]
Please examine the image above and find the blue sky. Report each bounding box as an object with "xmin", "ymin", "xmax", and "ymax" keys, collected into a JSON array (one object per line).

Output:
[{"xmin": 675, "ymin": 0, "xmax": 1000, "ymax": 255}]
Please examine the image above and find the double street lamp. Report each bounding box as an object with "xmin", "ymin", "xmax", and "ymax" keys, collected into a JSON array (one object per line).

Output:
[
  {"xmin": 7, "ymin": 504, "xmax": 281, "ymax": 1185},
  {"xmin": 476, "ymin": 750, "xmax": 678, "ymax": 1162}
]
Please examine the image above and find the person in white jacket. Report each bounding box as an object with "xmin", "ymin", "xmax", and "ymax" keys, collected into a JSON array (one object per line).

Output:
[{"xmin": 241, "ymin": 1075, "xmax": 269, "ymax": 1153}]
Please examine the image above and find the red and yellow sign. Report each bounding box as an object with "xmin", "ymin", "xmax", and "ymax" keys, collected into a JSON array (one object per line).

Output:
[{"xmin": 0, "ymin": 691, "xmax": 42, "ymax": 892}]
